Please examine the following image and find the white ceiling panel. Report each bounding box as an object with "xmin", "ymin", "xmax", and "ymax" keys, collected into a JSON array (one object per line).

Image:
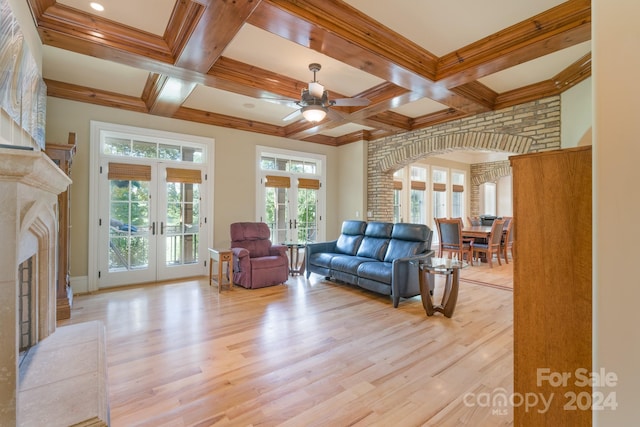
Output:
[
  {"xmin": 320, "ymin": 123, "xmax": 375, "ymax": 138},
  {"xmin": 58, "ymin": 0, "xmax": 175, "ymax": 35},
  {"xmin": 479, "ymin": 41, "xmax": 592, "ymax": 93},
  {"xmin": 344, "ymin": 0, "xmax": 567, "ymax": 56},
  {"xmin": 42, "ymin": 46, "xmax": 149, "ymax": 97},
  {"xmin": 222, "ymin": 24, "xmax": 386, "ymax": 97},
  {"xmin": 184, "ymin": 85, "xmax": 297, "ymax": 125},
  {"xmin": 390, "ymin": 97, "xmax": 449, "ymax": 118}
]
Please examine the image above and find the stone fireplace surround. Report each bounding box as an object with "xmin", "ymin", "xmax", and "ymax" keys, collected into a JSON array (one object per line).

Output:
[{"xmin": 0, "ymin": 147, "xmax": 108, "ymax": 426}]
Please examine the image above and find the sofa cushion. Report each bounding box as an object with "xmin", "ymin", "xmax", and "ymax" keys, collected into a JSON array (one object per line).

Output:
[
  {"xmin": 357, "ymin": 261, "xmax": 392, "ymax": 284},
  {"xmin": 230, "ymin": 222, "xmax": 272, "ymax": 257},
  {"xmin": 382, "ymin": 223, "xmax": 429, "ymax": 262},
  {"xmin": 356, "ymin": 222, "xmax": 392, "ymax": 260},
  {"xmin": 334, "ymin": 220, "xmax": 367, "ymax": 255},
  {"xmin": 391, "ymin": 222, "xmax": 429, "ymax": 241},
  {"xmin": 309, "ymin": 252, "xmax": 336, "ymax": 268},
  {"xmin": 330, "ymin": 255, "xmax": 375, "ymax": 275},
  {"xmin": 384, "ymin": 239, "xmax": 424, "ymax": 262},
  {"xmin": 250, "ymin": 255, "xmax": 288, "ymax": 270}
]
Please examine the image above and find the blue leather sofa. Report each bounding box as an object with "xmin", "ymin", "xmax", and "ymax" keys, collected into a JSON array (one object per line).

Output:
[{"xmin": 305, "ymin": 220, "xmax": 434, "ymax": 307}]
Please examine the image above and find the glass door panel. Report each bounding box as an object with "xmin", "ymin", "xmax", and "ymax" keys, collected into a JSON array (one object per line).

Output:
[
  {"xmin": 157, "ymin": 166, "xmax": 205, "ymax": 281},
  {"xmin": 265, "ymin": 186, "xmax": 291, "ymax": 244},
  {"xmin": 297, "ymin": 188, "xmax": 317, "ymax": 242},
  {"xmin": 103, "ymin": 175, "xmax": 156, "ymax": 286},
  {"xmin": 99, "ymin": 162, "xmax": 206, "ymax": 287}
]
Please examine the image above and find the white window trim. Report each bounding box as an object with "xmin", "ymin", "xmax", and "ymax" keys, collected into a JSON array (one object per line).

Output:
[
  {"xmin": 87, "ymin": 121, "xmax": 214, "ymax": 292},
  {"xmin": 255, "ymin": 145, "xmax": 326, "ymax": 242}
]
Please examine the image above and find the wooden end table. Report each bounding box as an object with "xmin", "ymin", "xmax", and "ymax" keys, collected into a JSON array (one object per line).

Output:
[
  {"xmin": 282, "ymin": 242, "xmax": 306, "ymax": 275},
  {"xmin": 208, "ymin": 248, "xmax": 233, "ymax": 292},
  {"xmin": 419, "ymin": 257, "xmax": 468, "ymax": 318}
]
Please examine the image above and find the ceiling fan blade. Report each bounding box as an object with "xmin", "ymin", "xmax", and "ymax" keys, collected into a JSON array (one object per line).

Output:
[
  {"xmin": 262, "ymin": 98, "xmax": 298, "ymax": 107},
  {"xmin": 327, "ymin": 108, "xmax": 344, "ymax": 121},
  {"xmin": 282, "ymin": 109, "xmax": 302, "ymax": 121},
  {"xmin": 309, "ymin": 81, "xmax": 324, "ymax": 98},
  {"xmin": 331, "ymin": 97, "xmax": 371, "ymax": 107}
]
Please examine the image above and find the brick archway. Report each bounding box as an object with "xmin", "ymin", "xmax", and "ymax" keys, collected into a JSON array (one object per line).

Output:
[
  {"xmin": 366, "ymin": 96, "xmax": 562, "ymax": 222},
  {"xmin": 376, "ymin": 132, "xmax": 533, "ymax": 173},
  {"xmin": 472, "ymin": 163, "xmax": 513, "ymax": 186}
]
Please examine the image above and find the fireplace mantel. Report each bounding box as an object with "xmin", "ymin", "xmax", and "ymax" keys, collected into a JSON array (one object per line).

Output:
[
  {"xmin": 0, "ymin": 147, "xmax": 71, "ymax": 194},
  {"xmin": 0, "ymin": 147, "xmax": 71, "ymax": 425}
]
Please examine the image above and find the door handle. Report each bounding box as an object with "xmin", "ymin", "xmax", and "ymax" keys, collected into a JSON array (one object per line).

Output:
[
  {"xmin": 161, "ymin": 222, "xmax": 164, "ymax": 235},
  {"xmin": 293, "ymin": 219, "xmax": 297, "ymax": 228},
  {"xmin": 152, "ymin": 222, "xmax": 156, "ymax": 235}
]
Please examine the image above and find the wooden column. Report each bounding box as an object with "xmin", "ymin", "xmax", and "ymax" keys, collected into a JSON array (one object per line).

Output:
[
  {"xmin": 45, "ymin": 133, "xmax": 77, "ymax": 321},
  {"xmin": 510, "ymin": 146, "xmax": 592, "ymax": 425}
]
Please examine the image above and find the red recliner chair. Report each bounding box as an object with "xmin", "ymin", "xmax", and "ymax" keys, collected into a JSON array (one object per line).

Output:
[{"xmin": 230, "ymin": 222, "xmax": 289, "ymax": 289}]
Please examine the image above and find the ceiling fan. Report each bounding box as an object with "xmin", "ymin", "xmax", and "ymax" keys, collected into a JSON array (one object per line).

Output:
[{"xmin": 278, "ymin": 63, "xmax": 371, "ymax": 123}]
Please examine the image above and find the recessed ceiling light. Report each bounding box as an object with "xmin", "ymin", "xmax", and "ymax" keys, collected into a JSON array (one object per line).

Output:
[{"xmin": 90, "ymin": 2, "xmax": 104, "ymax": 12}]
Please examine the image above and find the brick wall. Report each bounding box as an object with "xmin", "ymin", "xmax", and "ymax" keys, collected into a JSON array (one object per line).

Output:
[{"xmin": 367, "ymin": 96, "xmax": 561, "ymax": 221}]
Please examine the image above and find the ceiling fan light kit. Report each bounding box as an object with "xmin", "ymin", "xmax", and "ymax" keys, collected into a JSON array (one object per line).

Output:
[
  {"xmin": 301, "ymin": 104, "xmax": 327, "ymax": 122},
  {"xmin": 279, "ymin": 63, "xmax": 371, "ymax": 123}
]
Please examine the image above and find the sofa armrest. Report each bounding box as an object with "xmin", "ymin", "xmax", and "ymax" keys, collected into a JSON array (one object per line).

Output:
[
  {"xmin": 231, "ymin": 247, "xmax": 250, "ymax": 272},
  {"xmin": 390, "ymin": 250, "xmax": 435, "ymax": 307},
  {"xmin": 305, "ymin": 240, "xmax": 338, "ymax": 256},
  {"xmin": 270, "ymin": 244, "xmax": 287, "ymax": 258},
  {"xmin": 304, "ymin": 240, "xmax": 338, "ymax": 277}
]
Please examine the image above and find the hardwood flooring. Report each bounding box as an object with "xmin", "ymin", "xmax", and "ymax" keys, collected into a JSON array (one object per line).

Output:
[{"xmin": 61, "ymin": 265, "xmax": 513, "ymax": 426}]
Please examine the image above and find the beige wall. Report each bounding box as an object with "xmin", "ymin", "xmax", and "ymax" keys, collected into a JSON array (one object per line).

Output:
[
  {"xmin": 44, "ymin": 98, "xmax": 341, "ymax": 279},
  {"xmin": 561, "ymin": 77, "xmax": 592, "ymax": 148},
  {"xmin": 593, "ymin": 1, "xmax": 639, "ymax": 424},
  {"xmin": 337, "ymin": 140, "xmax": 367, "ymax": 227}
]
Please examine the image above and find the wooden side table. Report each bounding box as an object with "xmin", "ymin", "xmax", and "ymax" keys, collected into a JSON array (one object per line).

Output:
[
  {"xmin": 418, "ymin": 257, "xmax": 467, "ymax": 318},
  {"xmin": 282, "ymin": 242, "xmax": 306, "ymax": 275},
  {"xmin": 208, "ymin": 248, "xmax": 233, "ymax": 292}
]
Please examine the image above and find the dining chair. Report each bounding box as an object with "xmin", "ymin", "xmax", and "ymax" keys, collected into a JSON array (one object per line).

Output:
[
  {"xmin": 500, "ymin": 217, "xmax": 514, "ymax": 264},
  {"xmin": 435, "ymin": 217, "xmax": 474, "ymax": 265},
  {"xmin": 472, "ymin": 219, "xmax": 506, "ymax": 268},
  {"xmin": 467, "ymin": 216, "xmax": 481, "ymax": 227}
]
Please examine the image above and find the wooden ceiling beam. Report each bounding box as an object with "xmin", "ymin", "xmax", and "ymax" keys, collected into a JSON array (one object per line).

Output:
[
  {"xmin": 174, "ymin": 0, "xmax": 261, "ymax": 72},
  {"xmin": 142, "ymin": 74, "xmax": 198, "ymax": 117},
  {"xmin": 437, "ymin": 0, "xmax": 591, "ymax": 87},
  {"xmin": 494, "ymin": 52, "xmax": 591, "ymax": 110},
  {"xmin": 45, "ymin": 79, "xmax": 149, "ymax": 112},
  {"xmin": 173, "ymin": 107, "xmax": 286, "ymax": 137},
  {"xmin": 249, "ymin": 0, "xmax": 489, "ymax": 114}
]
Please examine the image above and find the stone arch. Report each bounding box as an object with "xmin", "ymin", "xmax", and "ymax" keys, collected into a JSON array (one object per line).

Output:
[
  {"xmin": 471, "ymin": 163, "xmax": 513, "ymax": 186},
  {"xmin": 376, "ymin": 132, "xmax": 533, "ymax": 173},
  {"xmin": 366, "ymin": 96, "xmax": 562, "ymax": 222}
]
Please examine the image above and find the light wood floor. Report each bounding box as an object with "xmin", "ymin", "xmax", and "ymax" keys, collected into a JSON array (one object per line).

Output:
[{"xmin": 61, "ymin": 263, "xmax": 513, "ymax": 427}]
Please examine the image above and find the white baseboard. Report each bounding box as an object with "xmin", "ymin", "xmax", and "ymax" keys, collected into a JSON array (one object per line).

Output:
[{"xmin": 70, "ymin": 275, "xmax": 89, "ymax": 295}]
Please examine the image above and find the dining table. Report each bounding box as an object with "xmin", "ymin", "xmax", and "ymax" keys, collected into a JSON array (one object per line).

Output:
[
  {"xmin": 461, "ymin": 225, "xmax": 493, "ymax": 240},
  {"xmin": 461, "ymin": 225, "xmax": 494, "ymax": 263}
]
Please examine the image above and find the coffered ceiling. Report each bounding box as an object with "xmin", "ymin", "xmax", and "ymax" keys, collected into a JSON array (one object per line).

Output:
[{"xmin": 27, "ymin": 0, "xmax": 591, "ymax": 146}]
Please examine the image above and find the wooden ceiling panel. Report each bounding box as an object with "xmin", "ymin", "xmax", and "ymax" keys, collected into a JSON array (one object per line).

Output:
[{"xmin": 25, "ymin": 0, "xmax": 592, "ymax": 144}]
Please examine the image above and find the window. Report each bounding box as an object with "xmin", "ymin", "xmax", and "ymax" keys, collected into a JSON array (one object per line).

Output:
[
  {"xmin": 393, "ymin": 169, "xmax": 404, "ymax": 223},
  {"xmin": 451, "ymin": 170, "xmax": 466, "ymax": 219},
  {"xmin": 102, "ymin": 133, "xmax": 204, "ymax": 163},
  {"xmin": 480, "ymin": 182, "xmax": 497, "ymax": 216},
  {"xmin": 432, "ymin": 167, "xmax": 448, "ymax": 220},
  {"xmin": 410, "ymin": 166, "xmax": 427, "ymax": 224},
  {"xmin": 257, "ymin": 147, "xmax": 325, "ymax": 243}
]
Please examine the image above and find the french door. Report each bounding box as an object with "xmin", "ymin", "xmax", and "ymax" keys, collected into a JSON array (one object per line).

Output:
[
  {"xmin": 97, "ymin": 160, "xmax": 207, "ymax": 287},
  {"xmin": 261, "ymin": 174, "xmax": 320, "ymax": 245}
]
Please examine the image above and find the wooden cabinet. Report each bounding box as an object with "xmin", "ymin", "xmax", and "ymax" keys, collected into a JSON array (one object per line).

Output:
[
  {"xmin": 45, "ymin": 133, "xmax": 77, "ymax": 321},
  {"xmin": 510, "ymin": 146, "xmax": 592, "ymax": 425}
]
